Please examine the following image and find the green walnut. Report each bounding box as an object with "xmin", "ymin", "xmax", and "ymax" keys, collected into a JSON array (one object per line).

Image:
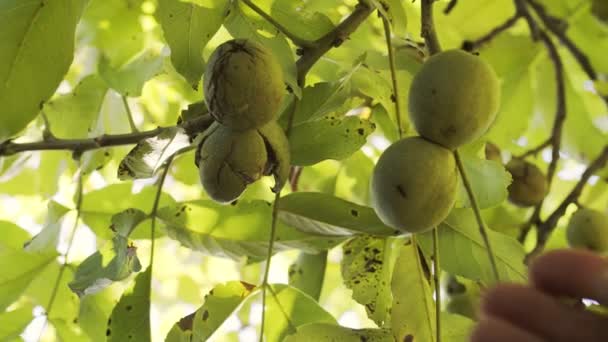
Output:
[
  {"xmin": 198, "ymin": 124, "xmax": 268, "ymax": 203},
  {"xmin": 408, "ymin": 49, "xmax": 501, "ymax": 150},
  {"xmin": 505, "ymin": 159, "xmax": 548, "ymax": 207},
  {"xmin": 566, "ymin": 208, "xmax": 608, "ymax": 252},
  {"xmin": 370, "ymin": 137, "xmax": 458, "ymax": 233},
  {"xmin": 485, "ymin": 142, "xmax": 502, "ymax": 163},
  {"xmin": 197, "ymin": 122, "xmax": 291, "ymax": 203},
  {"xmin": 204, "ymin": 39, "xmax": 284, "ymax": 131}
]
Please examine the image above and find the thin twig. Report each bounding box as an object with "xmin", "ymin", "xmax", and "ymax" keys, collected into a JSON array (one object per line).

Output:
[
  {"xmin": 515, "ymin": 0, "xmax": 540, "ymax": 40},
  {"xmin": 526, "ymin": 0, "xmax": 598, "ymax": 80},
  {"xmin": 381, "ymin": 15, "xmax": 404, "ymax": 139},
  {"xmin": 420, "ymin": 0, "xmax": 442, "ymax": 55},
  {"xmin": 528, "ymin": 146, "xmax": 608, "ymax": 259},
  {"xmin": 513, "ymin": 140, "xmax": 551, "ymax": 160},
  {"xmin": 295, "ymin": 1, "xmax": 374, "ymax": 81},
  {"xmin": 463, "ymin": 14, "xmax": 521, "ymax": 51},
  {"xmin": 37, "ymin": 164, "xmax": 84, "ymax": 342},
  {"xmin": 122, "ymin": 96, "xmax": 139, "ymax": 133},
  {"xmin": 518, "ymin": 30, "xmax": 567, "ymax": 243},
  {"xmin": 240, "ymin": 0, "xmax": 314, "ymax": 48},
  {"xmin": 443, "ymin": 0, "xmax": 458, "ymax": 14},
  {"xmin": 454, "ymin": 151, "xmax": 501, "ymax": 282},
  {"xmin": 433, "ymin": 226, "xmax": 441, "ymax": 342},
  {"xmin": 0, "ymin": 115, "xmax": 213, "ymax": 157},
  {"xmin": 149, "ymin": 155, "xmax": 174, "ymax": 271}
]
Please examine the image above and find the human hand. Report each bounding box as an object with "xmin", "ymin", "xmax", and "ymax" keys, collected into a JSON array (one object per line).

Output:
[{"xmin": 471, "ymin": 249, "xmax": 608, "ymax": 342}]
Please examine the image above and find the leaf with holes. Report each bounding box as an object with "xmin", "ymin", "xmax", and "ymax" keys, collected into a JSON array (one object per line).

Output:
[
  {"xmin": 165, "ymin": 281, "xmax": 255, "ymax": 341},
  {"xmin": 341, "ymin": 236, "xmax": 401, "ymax": 327},
  {"xmin": 68, "ymin": 209, "xmax": 146, "ymax": 297},
  {"xmin": 284, "ymin": 323, "xmax": 393, "ymax": 342},
  {"xmin": 106, "ymin": 267, "xmax": 151, "ymax": 341}
]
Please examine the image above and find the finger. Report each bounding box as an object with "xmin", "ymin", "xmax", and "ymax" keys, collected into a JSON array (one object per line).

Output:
[
  {"xmin": 529, "ymin": 249, "xmax": 608, "ymax": 305},
  {"xmin": 481, "ymin": 284, "xmax": 608, "ymax": 342},
  {"xmin": 470, "ymin": 316, "xmax": 543, "ymax": 342}
]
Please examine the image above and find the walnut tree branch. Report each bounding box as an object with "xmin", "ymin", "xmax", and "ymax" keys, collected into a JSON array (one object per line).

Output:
[
  {"xmin": 420, "ymin": 0, "xmax": 442, "ymax": 55},
  {"xmin": 528, "ymin": 145, "xmax": 608, "ymax": 259},
  {"xmin": 0, "ymin": 114, "xmax": 213, "ymax": 157},
  {"xmin": 295, "ymin": 1, "xmax": 374, "ymax": 83},
  {"xmin": 526, "ymin": 0, "xmax": 608, "ymax": 105}
]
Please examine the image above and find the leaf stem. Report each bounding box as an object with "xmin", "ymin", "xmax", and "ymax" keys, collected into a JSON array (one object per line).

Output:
[
  {"xmin": 381, "ymin": 15, "xmax": 404, "ymax": 139},
  {"xmin": 259, "ymin": 189, "xmax": 282, "ymax": 342},
  {"xmin": 122, "ymin": 96, "xmax": 139, "ymax": 133},
  {"xmin": 240, "ymin": 0, "xmax": 314, "ymax": 48},
  {"xmin": 433, "ymin": 226, "xmax": 441, "ymax": 342},
  {"xmin": 149, "ymin": 154, "xmax": 174, "ymax": 272},
  {"xmin": 454, "ymin": 150, "xmax": 500, "ymax": 282},
  {"xmin": 37, "ymin": 165, "xmax": 84, "ymax": 342}
]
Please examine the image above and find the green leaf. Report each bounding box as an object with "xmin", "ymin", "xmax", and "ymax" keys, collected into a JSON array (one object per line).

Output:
[
  {"xmin": 418, "ymin": 209, "xmax": 527, "ymax": 284},
  {"xmin": 263, "ymin": 284, "xmax": 337, "ymax": 342},
  {"xmin": 455, "ymin": 149, "xmax": 512, "ymax": 209},
  {"xmin": 0, "ymin": 0, "xmax": 86, "ymax": 140},
  {"xmin": 284, "ymin": 323, "xmax": 393, "ymax": 342},
  {"xmin": 483, "ymin": 34, "xmax": 541, "ymax": 147},
  {"xmin": 117, "ymin": 127, "xmax": 190, "ymax": 180},
  {"xmin": 25, "ymin": 263, "xmax": 80, "ymax": 321},
  {"xmin": 290, "ymin": 66, "xmax": 361, "ymax": 124},
  {"xmin": 441, "ymin": 313, "xmax": 476, "ymax": 342},
  {"xmin": 224, "ymin": 2, "xmax": 298, "ymax": 94},
  {"xmin": 79, "ymin": 286, "xmax": 125, "ymax": 341},
  {"xmin": 81, "ymin": 0, "xmax": 145, "ymax": 66},
  {"xmin": 69, "ymin": 209, "xmax": 146, "ymax": 296},
  {"xmin": 269, "ymin": 0, "xmax": 335, "ymax": 41},
  {"xmin": 0, "ymin": 220, "xmax": 32, "ymax": 250},
  {"xmin": 278, "ymin": 192, "xmax": 396, "ymax": 236},
  {"xmin": 0, "ymin": 245, "xmax": 57, "ymax": 311},
  {"xmin": 44, "ymin": 75, "xmax": 109, "ymax": 139},
  {"xmin": 107, "ymin": 267, "xmax": 151, "ymax": 342},
  {"xmin": 165, "ymin": 281, "xmax": 255, "ymax": 342},
  {"xmin": 157, "ymin": 0, "xmax": 229, "ymax": 87},
  {"xmin": 24, "ymin": 200, "xmax": 70, "ymax": 253},
  {"xmin": 98, "ymin": 48, "xmax": 163, "ymax": 96},
  {"xmin": 391, "ymin": 241, "xmax": 435, "ymax": 342},
  {"xmin": 0, "ymin": 304, "xmax": 34, "ymax": 340},
  {"xmin": 334, "ymin": 151, "xmax": 375, "ymax": 206},
  {"xmin": 80, "ymin": 183, "xmax": 175, "ymax": 239},
  {"xmin": 341, "ymin": 236, "xmax": 401, "ymax": 327},
  {"xmin": 289, "ymin": 116, "xmax": 376, "ymax": 166},
  {"xmin": 157, "ymin": 200, "xmax": 345, "ymax": 260},
  {"xmin": 289, "ymin": 251, "xmax": 327, "ymax": 301}
]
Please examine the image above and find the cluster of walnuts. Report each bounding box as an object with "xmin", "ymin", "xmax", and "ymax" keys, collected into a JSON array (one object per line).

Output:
[
  {"xmin": 196, "ymin": 39, "xmax": 290, "ymax": 203},
  {"xmin": 370, "ymin": 49, "xmax": 501, "ymax": 233}
]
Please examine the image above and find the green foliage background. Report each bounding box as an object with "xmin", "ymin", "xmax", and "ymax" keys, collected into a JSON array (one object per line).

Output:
[{"xmin": 0, "ymin": 0, "xmax": 607, "ymax": 341}]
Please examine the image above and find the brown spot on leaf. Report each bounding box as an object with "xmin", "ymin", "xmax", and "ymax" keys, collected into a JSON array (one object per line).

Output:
[
  {"xmin": 202, "ymin": 310, "xmax": 209, "ymax": 321},
  {"xmin": 404, "ymin": 334, "xmax": 414, "ymax": 342},
  {"xmin": 350, "ymin": 209, "xmax": 359, "ymax": 217}
]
